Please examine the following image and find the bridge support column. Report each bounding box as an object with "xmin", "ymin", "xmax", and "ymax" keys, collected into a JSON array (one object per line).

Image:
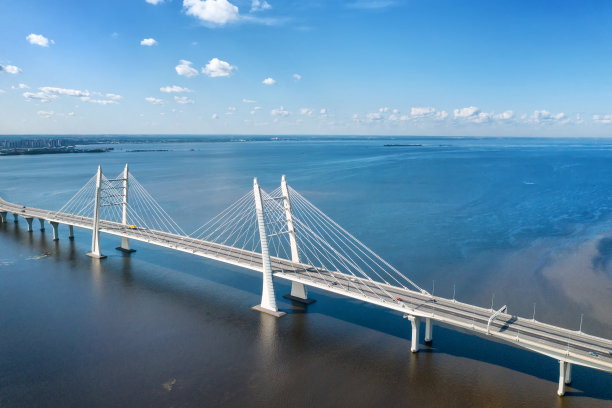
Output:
[
  {"xmin": 251, "ymin": 177, "xmax": 285, "ymax": 318},
  {"xmin": 13, "ymin": 213, "xmax": 18, "ymax": 223},
  {"xmin": 0, "ymin": 211, "xmax": 7, "ymax": 223},
  {"xmin": 38, "ymin": 218, "xmax": 45, "ymax": 231},
  {"xmin": 280, "ymin": 175, "xmax": 315, "ymax": 305},
  {"xmin": 87, "ymin": 166, "xmax": 106, "ymax": 259},
  {"xmin": 557, "ymin": 360, "xmax": 567, "ymax": 396},
  {"xmin": 50, "ymin": 222, "xmax": 59, "ymax": 241},
  {"xmin": 116, "ymin": 164, "xmax": 136, "ymax": 254},
  {"xmin": 68, "ymin": 225, "xmax": 74, "ymax": 241},
  {"xmin": 425, "ymin": 317, "xmax": 433, "ymax": 344},
  {"xmin": 407, "ymin": 315, "xmax": 421, "ymax": 353},
  {"xmin": 564, "ymin": 362, "xmax": 572, "ymax": 385},
  {"xmin": 25, "ymin": 217, "xmax": 33, "ymax": 232}
]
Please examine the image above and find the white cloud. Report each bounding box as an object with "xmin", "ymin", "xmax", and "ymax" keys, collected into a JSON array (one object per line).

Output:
[
  {"xmin": 250, "ymin": 0, "xmax": 271, "ymax": 12},
  {"xmin": 12, "ymin": 83, "xmax": 29, "ymax": 89},
  {"xmin": 454, "ymin": 106, "xmax": 480, "ymax": 119},
  {"xmin": 87, "ymin": 99, "xmax": 119, "ymax": 105},
  {"xmin": 175, "ymin": 60, "xmax": 199, "ymax": 77},
  {"xmin": 106, "ymin": 93, "xmax": 122, "ymax": 100},
  {"xmin": 140, "ymin": 38, "xmax": 158, "ymax": 46},
  {"xmin": 379, "ymin": 107, "xmax": 390, "ymax": 113},
  {"xmin": 493, "ymin": 110, "xmax": 514, "ymax": 120},
  {"xmin": 293, "ymin": 73, "xmax": 302, "ymax": 81},
  {"xmin": 183, "ymin": 0, "xmax": 239, "ymax": 25},
  {"xmin": 411, "ymin": 107, "xmax": 436, "ymax": 117},
  {"xmin": 227, "ymin": 106, "xmax": 236, "ymax": 111},
  {"xmin": 202, "ymin": 57, "xmax": 236, "ymax": 77},
  {"xmin": 23, "ymin": 91, "xmax": 56, "ymax": 102},
  {"xmin": 67, "ymin": 111, "xmax": 75, "ymax": 116},
  {"xmin": 40, "ymin": 87, "xmax": 90, "ymax": 97},
  {"xmin": 174, "ymin": 96, "xmax": 194, "ymax": 104},
  {"xmin": 300, "ymin": 108, "xmax": 313, "ymax": 116},
  {"xmin": 593, "ymin": 114, "xmax": 612, "ymax": 124},
  {"xmin": 436, "ymin": 110, "xmax": 449, "ymax": 120},
  {"xmin": 26, "ymin": 33, "xmax": 53, "ymax": 47},
  {"xmin": 530, "ymin": 110, "xmax": 567, "ymax": 124},
  {"xmin": 262, "ymin": 77, "xmax": 276, "ymax": 85},
  {"xmin": 37, "ymin": 110, "xmax": 54, "ymax": 118},
  {"xmin": 366, "ymin": 112, "xmax": 383, "ymax": 121},
  {"xmin": 146, "ymin": 0, "xmax": 164, "ymax": 4},
  {"xmin": 242, "ymin": 98, "xmax": 256, "ymax": 103},
  {"xmin": 145, "ymin": 96, "xmax": 164, "ymax": 104},
  {"xmin": 320, "ymin": 108, "xmax": 327, "ymax": 115},
  {"xmin": 0, "ymin": 65, "xmax": 21, "ymax": 74},
  {"xmin": 271, "ymin": 106, "xmax": 289, "ymax": 116},
  {"xmin": 211, "ymin": 113, "xmax": 219, "ymax": 119},
  {"xmin": 160, "ymin": 85, "xmax": 193, "ymax": 93}
]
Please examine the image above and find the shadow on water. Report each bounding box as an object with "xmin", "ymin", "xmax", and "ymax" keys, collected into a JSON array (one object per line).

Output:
[{"xmin": 1, "ymin": 222, "xmax": 611, "ymax": 404}]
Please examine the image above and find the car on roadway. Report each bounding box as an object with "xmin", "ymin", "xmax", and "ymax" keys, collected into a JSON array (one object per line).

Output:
[
  {"xmin": 589, "ymin": 351, "xmax": 599, "ymax": 358},
  {"xmin": 396, "ymin": 297, "xmax": 402, "ymax": 301}
]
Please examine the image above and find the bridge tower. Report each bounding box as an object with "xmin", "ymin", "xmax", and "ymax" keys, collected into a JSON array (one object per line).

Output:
[
  {"xmin": 281, "ymin": 175, "xmax": 315, "ymax": 304},
  {"xmin": 87, "ymin": 165, "xmax": 106, "ymax": 259},
  {"xmin": 251, "ymin": 177, "xmax": 286, "ymax": 317},
  {"xmin": 116, "ymin": 164, "xmax": 135, "ymax": 253}
]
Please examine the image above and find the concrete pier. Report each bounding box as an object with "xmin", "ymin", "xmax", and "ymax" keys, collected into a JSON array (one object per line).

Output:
[
  {"xmin": 425, "ymin": 317, "xmax": 433, "ymax": 344},
  {"xmin": 68, "ymin": 225, "xmax": 74, "ymax": 240},
  {"xmin": 407, "ymin": 315, "xmax": 421, "ymax": 353},
  {"xmin": 25, "ymin": 217, "xmax": 33, "ymax": 232},
  {"xmin": 38, "ymin": 218, "xmax": 45, "ymax": 231},
  {"xmin": 0, "ymin": 211, "xmax": 6, "ymax": 223},
  {"xmin": 50, "ymin": 222, "xmax": 59, "ymax": 241}
]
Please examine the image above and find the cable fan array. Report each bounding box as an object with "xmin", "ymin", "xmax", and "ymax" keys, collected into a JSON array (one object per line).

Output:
[
  {"xmin": 56, "ymin": 169, "xmax": 186, "ymax": 241},
  {"xmin": 190, "ymin": 181, "xmax": 426, "ymax": 304}
]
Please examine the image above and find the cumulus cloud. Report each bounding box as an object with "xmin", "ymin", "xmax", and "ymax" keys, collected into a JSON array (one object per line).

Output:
[
  {"xmin": 293, "ymin": 73, "xmax": 302, "ymax": 81},
  {"xmin": 227, "ymin": 106, "xmax": 236, "ymax": 111},
  {"xmin": 242, "ymin": 98, "xmax": 256, "ymax": 103},
  {"xmin": 146, "ymin": 0, "xmax": 164, "ymax": 4},
  {"xmin": 530, "ymin": 110, "xmax": 567, "ymax": 124},
  {"xmin": 37, "ymin": 110, "xmax": 54, "ymax": 118},
  {"xmin": 366, "ymin": 112, "xmax": 383, "ymax": 121},
  {"xmin": 411, "ymin": 107, "xmax": 436, "ymax": 118},
  {"xmin": 300, "ymin": 108, "xmax": 313, "ymax": 116},
  {"xmin": 183, "ymin": 0, "xmax": 239, "ymax": 25},
  {"xmin": 271, "ymin": 106, "xmax": 289, "ymax": 116},
  {"xmin": 40, "ymin": 87, "xmax": 90, "ymax": 97},
  {"xmin": 12, "ymin": 83, "xmax": 29, "ymax": 89},
  {"xmin": 250, "ymin": 0, "xmax": 271, "ymax": 12},
  {"xmin": 262, "ymin": 77, "xmax": 276, "ymax": 85},
  {"xmin": 140, "ymin": 38, "xmax": 158, "ymax": 46},
  {"xmin": 145, "ymin": 96, "xmax": 164, "ymax": 104},
  {"xmin": 174, "ymin": 96, "xmax": 194, "ymax": 104},
  {"xmin": 320, "ymin": 108, "xmax": 327, "ymax": 115},
  {"xmin": 160, "ymin": 85, "xmax": 193, "ymax": 93},
  {"xmin": 202, "ymin": 58, "xmax": 236, "ymax": 77},
  {"xmin": 87, "ymin": 99, "xmax": 119, "ymax": 105},
  {"xmin": 493, "ymin": 110, "xmax": 514, "ymax": 120},
  {"xmin": 106, "ymin": 93, "xmax": 122, "ymax": 100},
  {"xmin": 0, "ymin": 65, "xmax": 21, "ymax": 74},
  {"xmin": 211, "ymin": 113, "xmax": 219, "ymax": 119},
  {"xmin": 24, "ymin": 91, "xmax": 56, "ymax": 102},
  {"xmin": 26, "ymin": 33, "xmax": 53, "ymax": 47},
  {"xmin": 593, "ymin": 114, "xmax": 612, "ymax": 124},
  {"xmin": 175, "ymin": 60, "xmax": 199, "ymax": 77},
  {"xmin": 454, "ymin": 106, "xmax": 480, "ymax": 119}
]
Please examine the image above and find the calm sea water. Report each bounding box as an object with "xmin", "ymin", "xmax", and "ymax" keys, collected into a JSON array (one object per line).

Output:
[{"xmin": 1, "ymin": 137, "xmax": 612, "ymax": 407}]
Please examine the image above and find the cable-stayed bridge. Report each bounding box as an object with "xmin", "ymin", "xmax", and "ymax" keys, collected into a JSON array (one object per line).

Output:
[{"xmin": 1, "ymin": 164, "xmax": 611, "ymax": 397}]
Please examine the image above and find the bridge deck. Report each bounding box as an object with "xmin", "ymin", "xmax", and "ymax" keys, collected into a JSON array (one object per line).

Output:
[{"xmin": 2, "ymin": 197, "xmax": 612, "ymax": 374}]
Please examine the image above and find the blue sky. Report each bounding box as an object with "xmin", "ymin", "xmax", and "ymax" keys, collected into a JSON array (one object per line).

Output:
[{"xmin": 2, "ymin": 0, "xmax": 612, "ymax": 136}]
